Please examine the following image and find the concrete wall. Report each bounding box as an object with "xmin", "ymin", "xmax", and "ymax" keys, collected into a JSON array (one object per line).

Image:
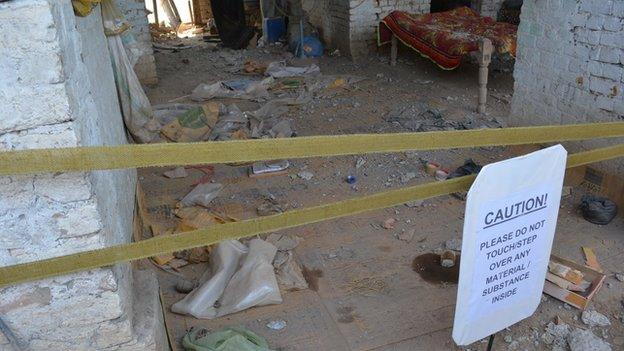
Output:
[
  {"xmin": 303, "ymin": 0, "xmax": 430, "ymax": 58},
  {"xmin": 511, "ymin": 0, "xmax": 624, "ymax": 172},
  {"xmin": 0, "ymin": 0, "xmax": 165, "ymax": 349},
  {"xmin": 117, "ymin": 0, "xmax": 158, "ymax": 85}
]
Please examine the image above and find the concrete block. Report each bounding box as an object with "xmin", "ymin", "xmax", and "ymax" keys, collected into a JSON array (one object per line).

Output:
[
  {"xmin": 603, "ymin": 16, "xmax": 623, "ymax": 31},
  {"xmin": 586, "ymin": 14, "xmax": 606, "ymax": 30},
  {"xmin": 589, "ymin": 75, "xmax": 618, "ymax": 95},
  {"xmin": 596, "ymin": 95, "xmax": 615, "ymax": 111},
  {"xmin": 613, "ymin": 1, "xmax": 624, "ymax": 17},
  {"xmin": 600, "ymin": 31, "xmax": 624, "ymax": 47},
  {"xmin": 597, "ymin": 47, "xmax": 621, "ymax": 63}
]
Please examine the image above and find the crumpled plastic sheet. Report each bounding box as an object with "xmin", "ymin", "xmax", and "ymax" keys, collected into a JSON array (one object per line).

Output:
[
  {"xmin": 264, "ymin": 61, "xmax": 321, "ymax": 78},
  {"xmin": 172, "ymin": 239, "xmax": 282, "ymax": 319},
  {"xmin": 190, "ymin": 78, "xmax": 275, "ymax": 101}
]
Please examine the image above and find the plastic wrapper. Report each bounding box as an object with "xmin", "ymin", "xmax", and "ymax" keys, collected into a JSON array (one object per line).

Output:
[
  {"xmin": 265, "ymin": 62, "xmax": 320, "ymax": 78},
  {"xmin": 171, "ymin": 240, "xmax": 247, "ymax": 319},
  {"xmin": 179, "ymin": 183, "xmax": 224, "ymax": 208},
  {"xmin": 101, "ymin": 0, "xmax": 160, "ymax": 143},
  {"xmin": 190, "ymin": 78, "xmax": 274, "ymax": 101},
  {"xmin": 216, "ymin": 239, "xmax": 282, "ymax": 317}
]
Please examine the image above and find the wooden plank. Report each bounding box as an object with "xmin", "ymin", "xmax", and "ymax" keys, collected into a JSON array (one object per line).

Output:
[{"xmin": 582, "ymin": 247, "xmax": 603, "ymax": 272}]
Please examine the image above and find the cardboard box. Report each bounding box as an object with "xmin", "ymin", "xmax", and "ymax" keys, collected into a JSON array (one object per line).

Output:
[{"xmin": 542, "ymin": 254, "xmax": 606, "ymax": 310}]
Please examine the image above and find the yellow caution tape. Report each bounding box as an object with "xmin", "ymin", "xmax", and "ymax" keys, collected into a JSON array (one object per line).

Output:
[
  {"xmin": 1, "ymin": 144, "xmax": 623, "ymax": 286},
  {"xmin": 2, "ymin": 122, "xmax": 624, "ymax": 175}
]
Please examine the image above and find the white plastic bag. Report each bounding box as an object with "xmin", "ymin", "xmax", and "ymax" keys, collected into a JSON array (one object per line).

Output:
[
  {"xmin": 216, "ymin": 239, "xmax": 282, "ymax": 317},
  {"xmin": 171, "ymin": 240, "xmax": 247, "ymax": 319},
  {"xmin": 101, "ymin": 0, "xmax": 160, "ymax": 143},
  {"xmin": 179, "ymin": 183, "xmax": 223, "ymax": 208}
]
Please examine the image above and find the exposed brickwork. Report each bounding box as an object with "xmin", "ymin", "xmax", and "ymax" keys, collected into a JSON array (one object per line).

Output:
[
  {"xmin": 0, "ymin": 1, "xmax": 165, "ymax": 349},
  {"xmin": 304, "ymin": 0, "xmax": 430, "ymax": 58},
  {"xmin": 511, "ymin": 0, "xmax": 624, "ymax": 172},
  {"xmin": 116, "ymin": 0, "xmax": 158, "ymax": 85}
]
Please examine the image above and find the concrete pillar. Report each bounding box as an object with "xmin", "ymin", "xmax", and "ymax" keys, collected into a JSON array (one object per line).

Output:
[{"xmin": 0, "ymin": 0, "xmax": 166, "ymax": 349}]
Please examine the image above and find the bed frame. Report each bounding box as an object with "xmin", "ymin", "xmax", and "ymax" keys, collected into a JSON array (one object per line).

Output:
[{"xmin": 390, "ymin": 35, "xmax": 493, "ymax": 114}]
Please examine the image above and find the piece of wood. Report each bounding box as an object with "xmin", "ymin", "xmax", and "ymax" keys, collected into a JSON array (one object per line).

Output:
[
  {"xmin": 582, "ymin": 247, "xmax": 603, "ymax": 272},
  {"xmin": 390, "ymin": 35, "xmax": 398, "ymax": 66},
  {"xmin": 545, "ymin": 272, "xmax": 584, "ymax": 291},
  {"xmin": 477, "ymin": 38, "xmax": 493, "ymax": 114},
  {"xmin": 542, "ymin": 254, "xmax": 606, "ymax": 310},
  {"xmin": 152, "ymin": 0, "xmax": 159, "ymax": 27},
  {"xmin": 549, "ymin": 261, "xmax": 584, "ymax": 284}
]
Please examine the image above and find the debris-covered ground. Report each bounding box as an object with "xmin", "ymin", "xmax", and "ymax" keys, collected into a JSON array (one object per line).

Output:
[{"xmin": 141, "ymin": 38, "xmax": 624, "ymax": 351}]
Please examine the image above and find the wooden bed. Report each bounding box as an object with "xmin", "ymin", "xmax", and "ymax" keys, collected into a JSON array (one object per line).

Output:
[{"xmin": 378, "ymin": 7, "xmax": 518, "ymax": 113}]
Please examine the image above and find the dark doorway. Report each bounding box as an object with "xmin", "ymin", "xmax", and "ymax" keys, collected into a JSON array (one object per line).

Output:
[{"xmin": 430, "ymin": 0, "xmax": 472, "ymax": 13}]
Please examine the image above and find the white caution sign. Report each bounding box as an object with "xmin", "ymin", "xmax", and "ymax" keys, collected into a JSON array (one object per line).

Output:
[{"xmin": 453, "ymin": 145, "xmax": 567, "ymax": 345}]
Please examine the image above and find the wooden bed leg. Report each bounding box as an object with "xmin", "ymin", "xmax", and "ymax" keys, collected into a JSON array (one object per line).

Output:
[
  {"xmin": 391, "ymin": 34, "xmax": 398, "ymax": 66},
  {"xmin": 477, "ymin": 38, "xmax": 493, "ymax": 114}
]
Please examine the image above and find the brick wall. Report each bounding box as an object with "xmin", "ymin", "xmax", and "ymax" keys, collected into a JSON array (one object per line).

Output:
[
  {"xmin": 116, "ymin": 0, "xmax": 158, "ymax": 85},
  {"xmin": 511, "ymin": 0, "xmax": 624, "ymax": 172},
  {"xmin": 303, "ymin": 0, "xmax": 430, "ymax": 58},
  {"xmin": 0, "ymin": 1, "xmax": 165, "ymax": 349}
]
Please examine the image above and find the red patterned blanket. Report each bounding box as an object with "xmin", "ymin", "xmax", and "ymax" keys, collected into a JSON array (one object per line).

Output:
[{"xmin": 378, "ymin": 7, "xmax": 517, "ymax": 70}]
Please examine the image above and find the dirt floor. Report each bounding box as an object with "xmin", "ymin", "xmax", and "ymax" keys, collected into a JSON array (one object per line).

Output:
[{"xmin": 141, "ymin": 38, "xmax": 624, "ymax": 350}]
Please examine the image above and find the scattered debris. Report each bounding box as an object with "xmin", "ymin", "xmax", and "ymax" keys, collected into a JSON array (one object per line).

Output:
[
  {"xmin": 250, "ymin": 160, "xmax": 290, "ymax": 178},
  {"xmin": 561, "ymin": 185, "xmax": 573, "ymax": 198},
  {"xmin": 265, "ymin": 61, "xmax": 320, "ymax": 78},
  {"xmin": 541, "ymin": 321, "xmax": 570, "ymax": 349},
  {"xmin": 549, "ymin": 261, "xmax": 584, "ymax": 284},
  {"xmin": 405, "ymin": 199, "xmax": 424, "ymax": 208},
  {"xmin": 400, "ymin": 172, "xmax": 417, "ymax": 183},
  {"xmin": 396, "ymin": 229, "xmax": 415, "ymax": 243},
  {"xmin": 412, "ymin": 253, "xmax": 460, "ymax": 284},
  {"xmin": 344, "ymin": 276, "xmax": 387, "ymax": 296},
  {"xmin": 546, "ymin": 272, "xmax": 588, "ymax": 292},
  {"xmin": 581, "ymin": 310, "xmax": 611, "ymax": 327},
  {"xmin": 256, "ymin": 200, "xmax": 286, "ymax": 216},
  {"xmin": 190, "ymin": 77, "xmax": 274, "ymax": 101},
  {"xmin": 580, "ymin": 195, "xmax": 618, "ymax": 225},
  {"xmin": 157, "ymin": 102, "xmax": 219, "ymax": 142},
  {"xmin": 447, "ymin": 159, "xmax": 482, "ymax": 180},
  {"xmin": 243, "ymin": 59, "xmax": 268, "ymax": 74},
  {"xmin": 175, "ymin": 279, "xmax": 196, "ymax": 294},
  {"xmin": 568, "ymin": 328, "xmax": 612, "ymax": 351},
  {"xmin": 382, "ymin": 218, "xmax": 396, "ymax": 229},
  {"xmin": 272, "ymin": 250, "xmax": 308, "ymax": 291},
  {"xmin": 172, "ymin": 239, "xmax": 282, "ymax": 319},
  {"xmin": 543, "ymin": 255, "xmax": 606, "ymax": 310},
  {"xmin": 615, "ymin": 273, "xmax": 624, "ymax": 282},
  {"xmin": 149, "ymin": 224, "xmax": 176, "ymax": 265},
  {"xmin": 163, "ymin": 167, "xmax": 188, "ymax": 179},
  {"xmin": 302, "ymin": 267, "xmax": 323, "ymax": 292},
  {"xmin": 355, "ymin": 157, "xmax": 366, "ymax": 169},
  {"xmin": 216, "ymin": 239, "xmax": 282, "ymax": 317},
  {"xmin": 440, "ymin": 250, "xmax": 456, "ymax": 268},
  {"xmin": 266, "ymin": 319, "xmax": 287, "ymax": 330},
  {"xmin": 424, "ymin": 161, "xmax": 441, "ymax": 176},
  {"xmin": 297, "ymin": 171, "xmax": 314, "ymax": 180},
  {"xmin": 445, "ymin": 238, "xmax": 462, "ymax": 251},
  {"xmin": 434, "ymin": 169, "xmax": 449, "ymax": 181},
  {"xmin": 179, "ymin": 183, "xmax": 224, "ymax": 208},
  {"xmin": 582, "ymin": 247, "xmax": 603, "ymax": 272}
]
